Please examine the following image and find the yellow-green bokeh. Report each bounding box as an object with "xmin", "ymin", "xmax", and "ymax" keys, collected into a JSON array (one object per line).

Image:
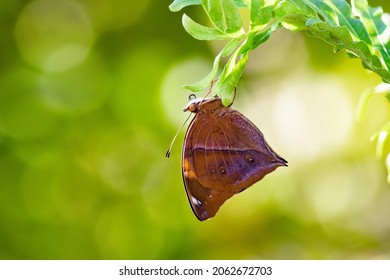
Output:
[{"xmin": 0, "ymin": 0, "xmax": 390, "ymax": 260}]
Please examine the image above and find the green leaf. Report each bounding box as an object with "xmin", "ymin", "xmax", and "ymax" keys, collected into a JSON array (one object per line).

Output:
[
  {"xmin": 182, "ymin": 14, "xmax": 229, "ymax": 40},
  {"xmin": 307, "ymin": 0, "xmax": 371, "ymax": 43},
  {"xmin": 222, "ymin": 0, "xmax": 243, "ymax": 33},
  {"xmin": 237, "ymin": 32, "xmax": 256, "ymax": 54},
  {"xmin": 233, "ymin": 0, "xmax": 248, "ymax": 8},
  {"xmin": 284, "ymin": 0, "xmax": 317, "ymax": 17},
  {"xmin": 352, "ymin": 0, "xmax": 390, "ymax": 69},
  {"xmin": 356, "ymin": 87, "xmax": 374, "ymax": 122},
  {"xmin": 252, "ymin": 22, "xmax": 279, "ymax": 50},
  {"xmin": 214, "ymin": 51, "xmax": 249, "ymax": 106},
  {"xmin": 356, "ymin": 83, "xmax": 390, "ymax": 121},
  {"xmin": 376, "ymin": 129, "xmax": 389, "ymax": 158},
  {"xmin": 370, "ymin": 122, "xmax": 390, "ymax": 184},
  {"xmin": 184, "ymin": 37, "xmax": 243, "ymax": 91},
  {"xmin": 184, "ymin": 52, "xmax": 222, "ymax": 91},
  {"xmin": 218, "ymin": 46, "xmax": 240, "ymax": 82},
  {"xmin": 280, "ymin": 0, "xmax": 390, "ymax": 82},
  {"xmin": 274, "ymin": 1, "xmax": 309, "ymax": 31},
  {"xmin": 169, "ymin": 0, "xmax": 248, "ymax": 12},
  {"xmin": 169, "ymin": 0, "xmax": 201, "ymax": 12},
  {"xmin": 305, "ymin": 19, "xmax": 353, "ymax": 45},
  {"xmin": 202, "ymin": 0, "xmax": 225, "ymax": 31},
  {"xmin": 251, "ymin": 0, "xmax": 273, "ymax": 27},
  {"xmin": 371, "ymin": 122, "xmax": 390, "ymax": 158},
  {"xmin": 251, "ymin": 28, "xmax": 273, "ymax": 49},
  {"xmin": 221, "ymin": 36, "xmax": 245, "ymax": 56}
]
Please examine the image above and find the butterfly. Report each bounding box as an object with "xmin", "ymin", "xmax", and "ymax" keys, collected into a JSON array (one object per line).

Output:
[{"xmin": 181, "ymin": 95, "xmax": 287, "ymax": 221}]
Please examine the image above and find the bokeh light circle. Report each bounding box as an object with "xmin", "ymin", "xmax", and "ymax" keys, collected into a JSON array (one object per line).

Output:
[
  {"xmin": 14, "ymin": 0, "xmax": 94, "ymax": 73},
  {"xmin": 160, "ymin": 58, "xmax": 211, "ymax": 127},
  {"xmin": 84, "ymin": 0, "xmax": 150, "ymax": 31},
  {"xmin": 38, "ymin": 54, "xmax": 112, "ymax": 115}
]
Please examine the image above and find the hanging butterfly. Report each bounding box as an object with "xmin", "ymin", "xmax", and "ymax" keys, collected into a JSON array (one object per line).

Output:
[{"xmin": 167, "ymin": 94, "xmax": 287, "ymax": 221}]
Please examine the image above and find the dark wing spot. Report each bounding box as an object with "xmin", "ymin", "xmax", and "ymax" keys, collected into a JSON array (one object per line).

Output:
[{"xmin": 245, "ymin": 154, "xmax": 254, "ymax": 163}]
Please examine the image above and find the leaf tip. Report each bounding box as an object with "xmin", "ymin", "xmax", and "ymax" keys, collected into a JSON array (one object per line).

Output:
[{"xmin": 221, "ymin": 96, "xmax": 232, "ymax": 107}]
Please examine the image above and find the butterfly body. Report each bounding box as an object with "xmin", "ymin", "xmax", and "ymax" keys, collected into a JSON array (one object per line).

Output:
[{"xmin": 182, "ymin": 97, "xmax": 287, "ymax": 221}]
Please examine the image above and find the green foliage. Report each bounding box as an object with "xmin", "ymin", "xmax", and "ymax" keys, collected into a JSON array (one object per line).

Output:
[
  {"xmin": 277, "ymin": 0, "xmax": 390, "ymax": 83},
  {"xmin": 370, "ymin": 122, "xmax": 390, "ymax": 184},
  {"xmin": 170, "ymin": 0, "xmax": 274, "ymax": 106},
  {"xmin": 170, "ymin": 0, "xmax": 390, "ymax": 96},
  {"xmin": 357, "ymin": 83, "xmax": 390, "ymax": 183},
  {"xmin": 170, "ymin": 0, "xmax": 390, "ymax": 183}
]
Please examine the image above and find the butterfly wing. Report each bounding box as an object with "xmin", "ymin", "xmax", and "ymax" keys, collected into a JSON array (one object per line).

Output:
[{"xmin": 182, "ymin": 98, "xmax": 287, "ymax": 221}]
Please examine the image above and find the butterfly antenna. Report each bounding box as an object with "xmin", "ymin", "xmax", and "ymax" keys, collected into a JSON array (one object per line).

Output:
[{"xmin": 165, "ymin": 113, "xmax": 193, "ymax": 158}]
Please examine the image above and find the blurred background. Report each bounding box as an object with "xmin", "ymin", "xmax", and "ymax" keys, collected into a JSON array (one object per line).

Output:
[{"xmin": 1, "ymin": 0, "xmax": 390, "ymax": 259}]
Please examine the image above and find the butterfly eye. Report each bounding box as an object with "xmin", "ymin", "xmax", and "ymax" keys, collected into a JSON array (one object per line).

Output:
[{"xmin": 188, "ymin": 103, "xmax": 197, "ymax": 112}]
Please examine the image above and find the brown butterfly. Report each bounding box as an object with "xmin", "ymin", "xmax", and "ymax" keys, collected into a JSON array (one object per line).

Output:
[{"xmin": 181, "ymin": 96, "xmax": 287, "ymax": 221}]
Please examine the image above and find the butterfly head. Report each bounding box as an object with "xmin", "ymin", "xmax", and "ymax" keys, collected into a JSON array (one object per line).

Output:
[{"xmin": 183, "ymin": 96, "xmax": 208, "ymax": 113}]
